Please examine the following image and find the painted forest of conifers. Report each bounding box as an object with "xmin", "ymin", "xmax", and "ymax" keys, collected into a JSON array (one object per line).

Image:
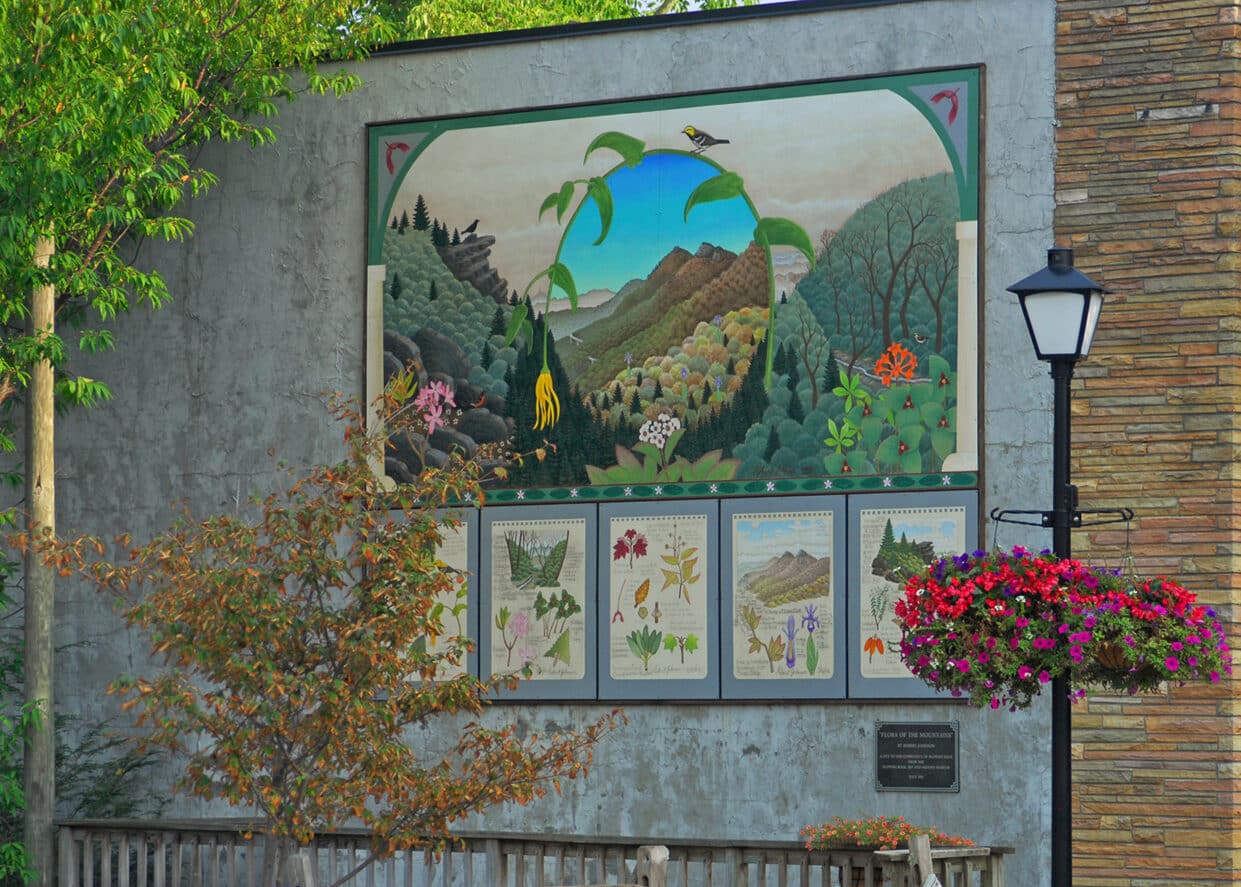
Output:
[{"xmin": 381, "ymin": 172, "xmax": 960, "ymax": 490}]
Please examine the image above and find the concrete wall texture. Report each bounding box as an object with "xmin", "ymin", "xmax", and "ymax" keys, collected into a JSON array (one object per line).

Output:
[
  {"xmin": 51, "ymin": 2, "xmax": 1063, "ymax": 885},
  {"xmin": 1055, "ymin": 1, "xmax": 1241, "ymax": 885}
]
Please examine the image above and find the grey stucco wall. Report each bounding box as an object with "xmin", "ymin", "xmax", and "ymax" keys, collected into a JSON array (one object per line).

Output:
[{"xmin": 53, "ymin": 1, "xmax": 1059, "ymax": 884}]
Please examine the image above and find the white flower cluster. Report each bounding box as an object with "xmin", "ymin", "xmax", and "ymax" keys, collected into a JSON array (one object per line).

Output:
[{"xmin": 638, "ymin": 412, "xmax": 682, "ymax": 449}]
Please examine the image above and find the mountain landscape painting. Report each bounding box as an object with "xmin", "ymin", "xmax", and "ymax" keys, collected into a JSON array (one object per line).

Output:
[{"xmin": 367, "ymin": 70, "xmax": 980, "ymax": 501}]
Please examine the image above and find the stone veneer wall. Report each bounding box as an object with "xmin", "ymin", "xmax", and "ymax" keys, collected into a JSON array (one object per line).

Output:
[{"xmin": 1055, "ymin": 1, "xmax": 1241, "ymax": 884}]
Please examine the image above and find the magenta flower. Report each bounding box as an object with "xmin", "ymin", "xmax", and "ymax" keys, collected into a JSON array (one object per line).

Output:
[
  {"xmin": 1018, "ymin": 665, "xmax": 1033, "ymax": 680},
  {"xmin": 511, "ymin": 611, "xmax": 530, "ymax": 638},
  {"xmin": 1038, "ymin": 670, "xmax": 1052, "ymax": 684},
  {"xmin": 1164, "ymin": 656, "xmax": 1180, "ymax": 672}
]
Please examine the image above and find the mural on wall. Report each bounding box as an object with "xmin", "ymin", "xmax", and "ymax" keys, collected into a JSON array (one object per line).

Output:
[
  {"xmin": 729, "ymin": 509, "xmax": 835, "ymax": 680},
  {"xmin": 486, "ymin": 516, "xmax": 589, "ymax": 680},
  {"xmin": 854, "ymin": 501, "xmax": 969, "ymax": 684},
  {"xmin": 367, "ymin": 70, "xmax": 980, "ymax": 502},
  {"xmin": 604, "ymin": 512, "xmax": 710, "ymax": 680},
  {"xmin": 425, "ymin": 515, "xmax": 475, "ymax": 680}
]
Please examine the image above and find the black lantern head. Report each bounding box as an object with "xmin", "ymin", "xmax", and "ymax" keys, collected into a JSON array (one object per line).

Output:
[{"xmin": 1008, "ymin": 248, "xmax": 1108, "ymax": 361}]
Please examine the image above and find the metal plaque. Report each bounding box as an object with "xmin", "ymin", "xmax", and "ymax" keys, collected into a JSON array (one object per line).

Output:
[{"xmin": 875, "ymin": 721, "xmax": 959, "ymax": 792}]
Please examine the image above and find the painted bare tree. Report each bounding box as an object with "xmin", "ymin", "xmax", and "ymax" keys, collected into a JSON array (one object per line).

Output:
[{"xmin": 836, "ymin": 179, "xmax": 943, "ymax": 346}]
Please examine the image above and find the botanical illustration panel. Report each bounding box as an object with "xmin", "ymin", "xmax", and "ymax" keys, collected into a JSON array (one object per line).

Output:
[
  {"xmin": 720, "ymin": 496, "xmax": 846, "ymax": 699},
  {"xmin": 848, "ymin": 492, "xmax": 977, "ymax": 699},
  {"xmin": 480, "ymin": 505, "xmax": 596, "ymax": 700},
  {"xmin": 598, "ymin": 501, "xmax": 719, "ymax": 699},
  {"xmin": 367, "ymin": 70, "xmax": 981, "ymax": 502},
  {"xmin": 426, "ymin": 509, "xmax": 477, "ymax": 680}
]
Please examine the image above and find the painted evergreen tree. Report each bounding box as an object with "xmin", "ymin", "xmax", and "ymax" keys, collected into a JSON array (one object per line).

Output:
[
  {"xmin": 764, "ymin": 426, "xmax": 781, "ymax": 461},
  {"xmin": 398, "ymin": 209, "xmax": 409, "ymax": 233},
  {"xmin": 879, "ymin": 519, "xmax": 897, "ymax": 558},
  {"xmin": 489, "ymin": 306, "xmax": 506, "ymax": 337},
  {"xmin": 787, "ymin": 388, "xmax": 805, "ymax": 423},
  {"xmin": 428, "ymin": 281, "xmax": 438, "ymax": 302},
  {"xmin": 412, "ymin": 194, "xmax": 430, "ymax": 230},
  {"xmin": 772, "ymin": 341, "xmax": 787, "ymax": 375},
  {"xmin": 389, "ymin": 272, "xmax": 404, "ymax": 301}
]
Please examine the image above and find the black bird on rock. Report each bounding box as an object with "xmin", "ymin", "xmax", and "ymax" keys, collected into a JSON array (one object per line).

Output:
[{"xmin": 462, "ymin": 219, "xmax": 479, "ymax": 234}]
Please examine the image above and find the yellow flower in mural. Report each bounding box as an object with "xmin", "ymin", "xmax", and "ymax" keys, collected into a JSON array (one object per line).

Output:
[{"xmin": 533, "ymin": 368, "xmax": 560, "ymax": 430}]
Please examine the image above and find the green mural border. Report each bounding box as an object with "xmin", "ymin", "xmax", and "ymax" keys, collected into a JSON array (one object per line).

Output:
[
  {"xmin": 367, "ymin": 66, "xmax": 982, "ymax": 505},
  {"xmin": 367, "ymin": 67, "xmax": 981, "ymax": 265}
]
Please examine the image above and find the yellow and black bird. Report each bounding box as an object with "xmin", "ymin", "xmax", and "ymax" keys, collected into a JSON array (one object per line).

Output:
[{"xmin": 682, "ymin": 125, "xmax": 730, "ymax": 153}]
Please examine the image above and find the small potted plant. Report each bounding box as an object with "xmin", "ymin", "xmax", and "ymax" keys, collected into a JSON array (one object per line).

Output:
[{"xmin": 894, "ymin": 546, "xmax": 1233, "ymax": 709}]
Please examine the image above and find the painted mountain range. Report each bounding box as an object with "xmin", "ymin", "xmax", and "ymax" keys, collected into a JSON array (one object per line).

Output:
[{"xmin": 739, "ymin": 550, "xmax": 832, "ymax": 608}]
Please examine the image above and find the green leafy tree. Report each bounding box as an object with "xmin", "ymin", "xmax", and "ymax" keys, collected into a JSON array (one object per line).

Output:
[
  {"xmin": 0, "ymin": 6, "xmax": 396, "ymax": 881},
  {"xmin": 49, "ymin": 394, "xmax": 621, "ymax": 887},
  {"xmin": 375, "ymin": 0, "xmax": 756, "ymax": 40}
]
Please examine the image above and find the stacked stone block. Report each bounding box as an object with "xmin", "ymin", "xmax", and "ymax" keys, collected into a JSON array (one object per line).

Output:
[{"xmin": 1055, "ymin": 1, "xmax": 1241, "ymax": 884}]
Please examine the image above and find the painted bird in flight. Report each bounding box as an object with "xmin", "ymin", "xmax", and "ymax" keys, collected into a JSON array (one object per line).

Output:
[{"xmin": 682, "ymin": 125, "xmax": 730, "ymax": 153}]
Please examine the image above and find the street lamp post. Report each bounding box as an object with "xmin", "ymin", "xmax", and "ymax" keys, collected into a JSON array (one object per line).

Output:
[{"xmin": 1007, "ymin": 247, "xmax": 1107, "ymax": 887}]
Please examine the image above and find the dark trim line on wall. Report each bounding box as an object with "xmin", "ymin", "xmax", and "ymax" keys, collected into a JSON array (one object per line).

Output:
[{"xmin": 370, "ymin": 0, "xmax": 946, "ymax": 57}]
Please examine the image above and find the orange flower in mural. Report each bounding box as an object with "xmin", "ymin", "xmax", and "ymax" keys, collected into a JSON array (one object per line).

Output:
[{"xmin": 874, "ymin": 343, "xmax": 916, "ymax": 387}]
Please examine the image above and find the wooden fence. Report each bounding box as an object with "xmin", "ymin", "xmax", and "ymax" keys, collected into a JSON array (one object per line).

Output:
[{"xmin": 56, "ymin": 821, "xmax": 1011, "ymax": 887}]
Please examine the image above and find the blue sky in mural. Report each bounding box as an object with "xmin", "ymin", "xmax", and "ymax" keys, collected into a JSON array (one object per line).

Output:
[{"xmin": 555, "ymin": 151, "xmax": 757, "ymax": 296}]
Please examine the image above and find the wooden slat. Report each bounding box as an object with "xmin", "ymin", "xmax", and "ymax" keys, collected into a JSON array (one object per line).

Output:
[{"xmin": 50, "ymin": 823, "xmax": 1007, "ymax": 887}]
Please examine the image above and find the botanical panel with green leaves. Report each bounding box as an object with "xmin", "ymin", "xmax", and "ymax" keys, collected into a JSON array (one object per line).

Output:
[
  {"xmin": 597, "ymin": 501, "xmax": 719, "ymax": 700},
  {"xmin": 847, "ymin": 492, "xmax": 977, "ymax": 700},
  {"xmin": 480, "ymin": 506, "xmax": 597, "ymax": 700}
]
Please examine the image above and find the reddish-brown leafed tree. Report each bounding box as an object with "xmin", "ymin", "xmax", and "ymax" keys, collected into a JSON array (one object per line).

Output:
[{"xmin": 48, "ymin": 387, "xmax": 621, "ymax": 886}]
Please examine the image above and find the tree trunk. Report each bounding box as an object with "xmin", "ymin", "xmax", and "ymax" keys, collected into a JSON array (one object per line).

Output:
[
  {"xmin": 263, "ymin": 836, "xmax": 318, "ymax": 887},
  {"xmin": 23, "ymin": 234, "xmax": 56, "ymax": 887}
]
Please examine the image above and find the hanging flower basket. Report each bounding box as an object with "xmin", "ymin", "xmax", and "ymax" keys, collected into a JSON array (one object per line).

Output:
[{"xmin": 893, "ymin": 547, "xmax": 1233, "ymax": 710}]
